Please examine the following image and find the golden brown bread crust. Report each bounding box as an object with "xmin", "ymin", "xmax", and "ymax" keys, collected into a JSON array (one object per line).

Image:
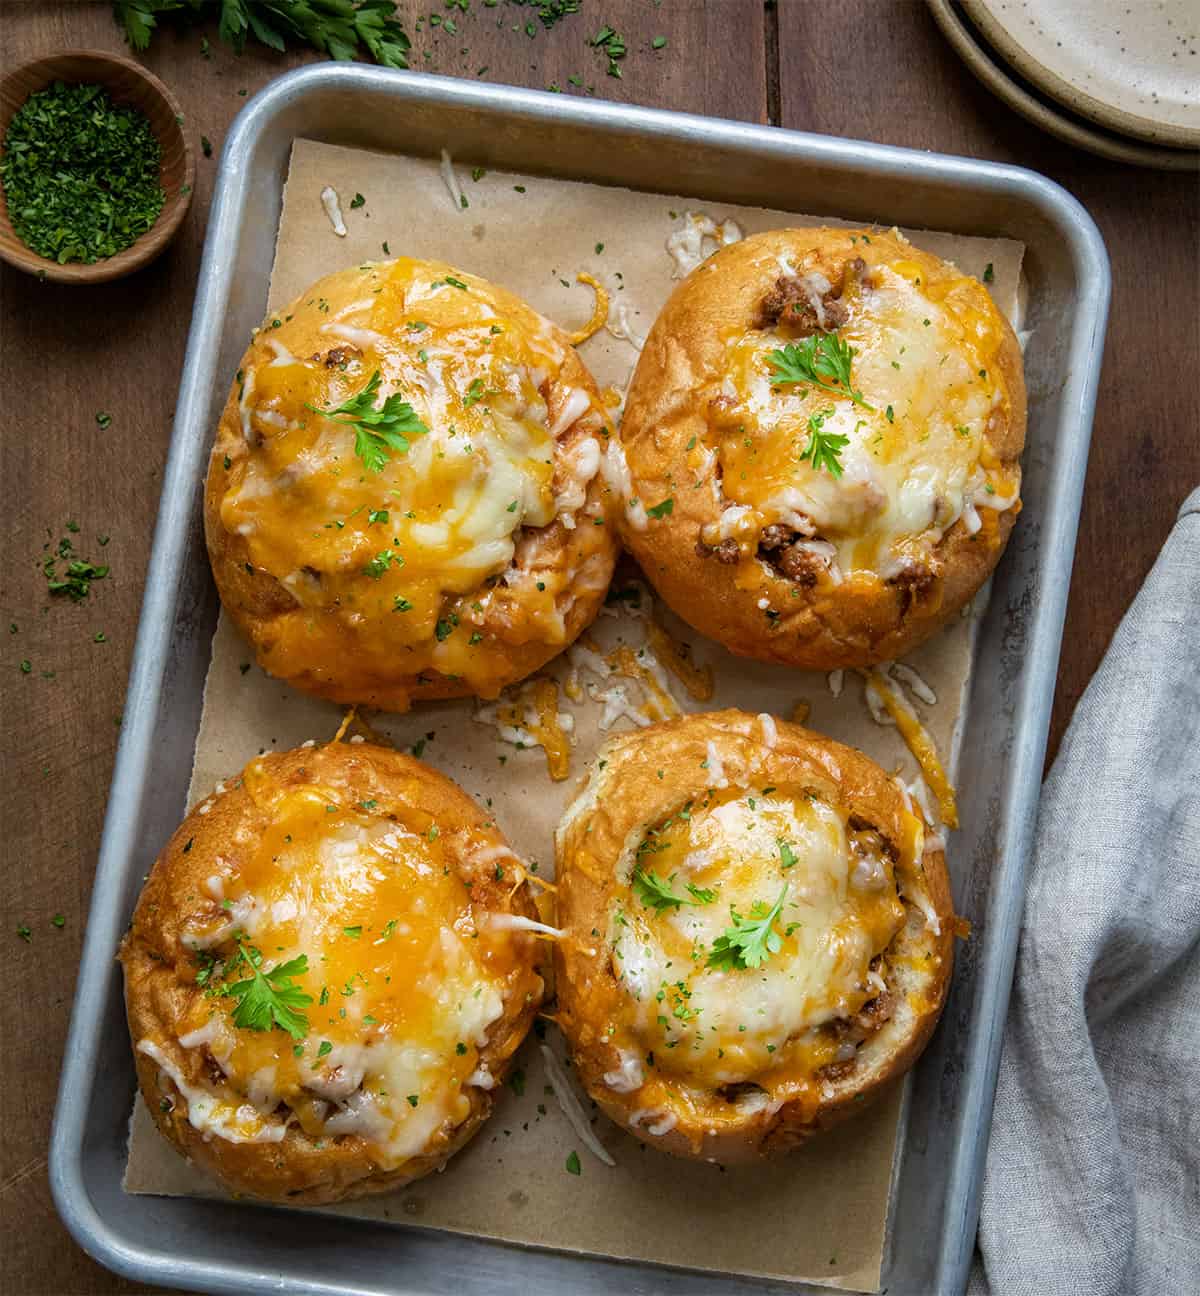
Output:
[
  {"xmin": 554, "ymin": 709, "xmax": 954, "ymax": 1163},
  {"xmin": 121, "ymin": 742, "xmax": 543, "ymax": 1204},
  {"xmin": 617, "ymin": 227, "xmax": 1027, "ymax": 669},
  {"xmin": 204, "ymin": 259, "xmax": 619, "ymax": 711}
]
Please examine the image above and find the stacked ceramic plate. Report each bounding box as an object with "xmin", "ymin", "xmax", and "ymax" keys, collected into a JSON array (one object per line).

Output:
[{"xmin": 929, "ymin": 0, "xmax": 1199, "ymax": 170}]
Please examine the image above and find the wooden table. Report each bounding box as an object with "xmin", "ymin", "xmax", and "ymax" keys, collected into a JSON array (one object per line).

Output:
[{"xmin": 2, "ymin": 3, "xmax": 1196, "ymax": 1292}]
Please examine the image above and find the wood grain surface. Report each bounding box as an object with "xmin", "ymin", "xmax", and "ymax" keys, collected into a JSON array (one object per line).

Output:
[{"xmin": 0, "ymin": 2, "xmax": 1194, "ymax": 1294}]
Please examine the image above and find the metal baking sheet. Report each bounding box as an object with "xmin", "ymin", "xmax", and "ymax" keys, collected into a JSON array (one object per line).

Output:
[{"xmin": 49, "ymin": 64, "xmax": 1109, "ymax": 1296}]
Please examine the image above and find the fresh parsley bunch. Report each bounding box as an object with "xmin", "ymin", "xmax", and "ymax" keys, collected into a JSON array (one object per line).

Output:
[{"xmin": 114, "ymin": 0, "xmax": 413, "ymax": 67}]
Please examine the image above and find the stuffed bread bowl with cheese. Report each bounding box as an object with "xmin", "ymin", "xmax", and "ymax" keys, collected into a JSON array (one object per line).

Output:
[
  {"xmin": 205, "ymin": 256, "xmax": 619, "ymax": 711},
  {"xmin": 610, "ymin": 227, "xmax": 1026, "ymax": 669},
  {"xmin": 554, "ymin": 709, "xmax": 953, "ymax": 1163},
  {"xmin": 120, "ymin": 741, "xmax": 543, "ymax": 1204}
]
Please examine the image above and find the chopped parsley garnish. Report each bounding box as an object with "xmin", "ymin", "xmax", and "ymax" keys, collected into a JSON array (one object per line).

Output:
[
  {"xmin": 798, "ymin": 408, "xmax": 849, "ymax": 478},
  {"xmin": 317, "ymin": 1040, "xmax": 333, "ymax": 1058},
  {"xmin": 778, "ymin": 840, "xmax": 798, "ymax": 869},
  {"xmin": 342, "ymin": 925, "xmax": 362, "ymax": 939},
  {"xmin": 350, "ymin": 192, "xmax": 365, "ymax": 209},
  {"xmin": 769, "ymin": 332, "xmax": 874, "ymax": 410},
  {"xmin": 363, "ymin": 548, "xmax": 397, "ymax": 579},
  {"xmin": 462, "ymin": 377, "xmax": 489, "ymax": 408},
  {"xmin": 706, "ymin": 886, "xmax": 789, "ymax": 971},
  {"xmin": 306, "ymin": 369, "xmax": 428, "ymax": 474},
  {"xmin": 220, "ymin": 939, "xmax": 313, "ymax": 1040},
  {"xmin": 565, "ymin": 1149, "xmax": 582, "ymax": 1175},
  {"xmin": 43, "ymin": 533, "xmax": 109, "ymax": 602},
  {"xmin": 0, "ymin": 81, "xmax": 165, "ymax": 265},
  {"xmin": 645, "ymin": 497, "xmax": 674, "ymax": 519},
  {"xmin": 983, "ymin": 262, "xmax": 995, "ymax": 283}
]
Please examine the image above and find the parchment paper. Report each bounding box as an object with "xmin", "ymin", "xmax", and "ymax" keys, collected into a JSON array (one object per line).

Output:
[{"xmin": 123, "ymin": 138, "xmax": 1024, "ymax": 1293}]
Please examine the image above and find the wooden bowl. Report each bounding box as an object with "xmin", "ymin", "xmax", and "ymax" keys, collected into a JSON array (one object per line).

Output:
[{"xmin": 0, "ymin": 50, "xmax": 194, "ymax": 283}]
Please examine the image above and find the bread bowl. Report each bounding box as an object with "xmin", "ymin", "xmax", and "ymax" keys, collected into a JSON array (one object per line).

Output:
[
  {"xmin": 554, "ymin": 709, "xmax": 953, "ymax": 1162},
  {"xmin": 611, "ymin": 227, "xmax": 1026, "ymax": 668},
  {"xmin": 120, "ymin": 740, "xmax": 544, "ymax": 1204},
  {"xmin": 205, "ymin": 256, "xmax": 618, "ymax": 710}
]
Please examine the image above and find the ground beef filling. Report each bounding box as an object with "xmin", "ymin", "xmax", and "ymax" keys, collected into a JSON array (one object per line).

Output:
[
  {"xmin": 695, "ymin": 520, "xmax": 832, "ymax": 584},
  {"xmin": 754, "ymin": 256, "xmax": 867, "ymax": 334},
  {"xmin": 757, "ymin": 523, "xmax": 824, "ymax": 585}
]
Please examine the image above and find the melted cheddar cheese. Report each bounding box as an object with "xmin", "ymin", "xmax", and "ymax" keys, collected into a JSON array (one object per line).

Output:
[
  {"xmin": 216, "ymin": 257, "xmax": 609, "ymax": 699},
  {"xmin": 709, "ymin": 244, "xmax": 1019, "ymax": 580},
  {"xmin": 609, "ymin": 786, "xmax": 904, "ymax": 1091},
  {"xmin": 147, "ymin": 759, "xmax": 537, "ymax": 1165}
]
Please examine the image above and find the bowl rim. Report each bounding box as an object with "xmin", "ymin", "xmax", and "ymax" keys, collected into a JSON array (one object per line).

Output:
[{"xmin": 0, "ymin": 47, "xmax": 196, "ymax": 284}]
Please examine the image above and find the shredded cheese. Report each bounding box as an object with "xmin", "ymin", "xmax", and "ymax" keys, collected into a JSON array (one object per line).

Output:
[
  {"xmin": 540, "ymin": 1043, "xmax": 616, "ymax": 1166},
  {"xmin": 439, "ymin": 149, "xmax": 465, "ymax": 212},
  {"xmin": 568, "ymin": 272, "xmax": 610, "ymax": 345},
  {"xmin": 862, "ymin": 669, "xmax": 958, "ymax": 828},
  {"xmin": 646, "ymin": 620, "xmax": 714, "ymax": 701},
  {"xmin": 606, "ymin": 302, "xmax": 646, "ymax": 352},
  {"xmin": 319, "ymin": 185, "xmax": 347, "ymax": 237},
  {"xmin": 889, "ymin": 661, "xmax": 937, "ymax": 706},
  {"xmin": 480, "ymin": 913, "xmax": 565, "ymax": 939}
]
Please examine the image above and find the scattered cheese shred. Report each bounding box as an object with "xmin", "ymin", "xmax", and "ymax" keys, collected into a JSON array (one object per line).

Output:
[
  {"xmin": 862, "ymin": 669, "xmax": 959, "ymax": 829},
  {"xmin": 439, "ymin": 148, "xmax": 465, "ymax": 212},
  {"xmin": 607, "ymin": 645, "xmax": 678, "ymax": 722},
  {"xmin": 481, "ymin": 913, "xmax": 564, "ymax": 939},
  {"xmin": 568, "ymin": 272, "xmax": 610, "ymax": 346},
  {"xmin": 646, "ymin": 620, "xmax": 714, "ymax": 701},
  {"xmin": 540, "ymin": 1043, "xmax": 616, "ymax": 1167},
  {"xmin": 319, "ymin": 185, "xmax": 346, "ymax": 237},
  {"xmin": 331, "ymin": 706, "xmax": 357, "ymax": 744},
  {"xmin": 524, "ymin": 677, "xmax": 572, "ymax": 781}
]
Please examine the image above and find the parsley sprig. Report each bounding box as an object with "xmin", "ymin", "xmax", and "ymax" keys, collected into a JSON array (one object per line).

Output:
[
  {"xmin": 706, "ymin": 886, "xmax": 789, "ymax": 970},
  {"xmin": 306, "ymin": 369, "xmax": 428, "ymax": 473},
  {"xmin": 115, "ymin": 0, "xmax": 413, "ymax": 68},
  {"xmin": 798, "ymin": 408, "xmax": 849, "ymax": 478},
  {"xmin": 218, "ymin": 937, "xmax": 313, "ymax": 1039},
  {"xmin": 633, "ymin": 868, "xmax": 716, "ymax": 912},
  {"xmin": 769, "ymin": 332, "xmax": 874, "ymax": 410}
]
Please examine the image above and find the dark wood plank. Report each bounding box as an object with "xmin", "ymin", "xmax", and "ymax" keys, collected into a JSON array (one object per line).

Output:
[
  {"xmin": 779, "ymin": 0, "xmax": 1200, "ymax": 762},
  {"xmin": 0, "ymin": 4, "xmax": 764, "ymax": 1293}
]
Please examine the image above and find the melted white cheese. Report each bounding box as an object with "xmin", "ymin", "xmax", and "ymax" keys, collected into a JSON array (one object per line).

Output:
[
  {"xmin": 319, "ymin": 185, "xmax": 347, "ymax": 237},
  {"xmin": 612, "ymin": 792, "xmax": 900, "ymax": 1086}
]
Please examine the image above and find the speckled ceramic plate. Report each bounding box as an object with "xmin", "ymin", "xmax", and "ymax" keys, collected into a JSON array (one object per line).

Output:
[
  {"xmin": 928, "ymin": 0, "xmax": 1199, "ymax": 171},
  {"xmin": 963, "ymin": 0, "xmax": 1200, "ymax": 148}
]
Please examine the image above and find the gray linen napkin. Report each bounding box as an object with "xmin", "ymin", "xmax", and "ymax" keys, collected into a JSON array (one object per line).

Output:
[{"xmin": 969, "ymin": 488, "xmax": 1200, "ymax": 1295}]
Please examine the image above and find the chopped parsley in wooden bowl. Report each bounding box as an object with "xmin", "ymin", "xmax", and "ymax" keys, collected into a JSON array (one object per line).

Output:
[{"xmin": 0, "ymin": 49, "xmax": 193, "ymax": 283}]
